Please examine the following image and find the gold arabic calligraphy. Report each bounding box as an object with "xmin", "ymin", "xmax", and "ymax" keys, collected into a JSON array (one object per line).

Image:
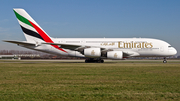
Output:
[{"xmin": 101, "ymin": 42, "xmax": 115, "ymax": 46}]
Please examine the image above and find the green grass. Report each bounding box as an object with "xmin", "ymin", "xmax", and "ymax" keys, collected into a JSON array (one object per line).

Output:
[{"xmin": 0, "ymin": 60, "xmax": 180, "ymax": 100}]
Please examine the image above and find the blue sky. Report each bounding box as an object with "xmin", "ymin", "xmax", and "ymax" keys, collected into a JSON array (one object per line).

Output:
[{"xmin": 0, "ymin": 0, "xmax": 180, "ymax": 55}]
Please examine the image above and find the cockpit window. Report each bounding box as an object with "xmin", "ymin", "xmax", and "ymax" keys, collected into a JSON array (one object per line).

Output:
[{"xmin": 168, "ymin": 46, "xmax": 172, "ymax": 47}]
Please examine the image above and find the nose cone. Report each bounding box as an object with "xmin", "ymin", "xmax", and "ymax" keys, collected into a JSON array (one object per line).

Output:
[
  {"xmin": 169, "ymin": 47, "xmax": 177, "ymax": 56},
  {"xmin": 173, "ymin": 48, "xmax": 177, "ymax": 55}
]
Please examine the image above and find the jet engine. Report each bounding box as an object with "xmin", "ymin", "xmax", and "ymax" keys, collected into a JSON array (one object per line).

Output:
[
  {"xmin": 107, "ymin": 51, "xmax": 123, "ymax": 59},
  {"xmin": 84, "ymin": 48, "xmax": 101, "ymax": 58}
]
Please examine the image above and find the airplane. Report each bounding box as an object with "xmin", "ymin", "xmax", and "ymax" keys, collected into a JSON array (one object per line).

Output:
[{"xmin": 3, "ymin": 8, "xmax": 177, "ymax": 63}]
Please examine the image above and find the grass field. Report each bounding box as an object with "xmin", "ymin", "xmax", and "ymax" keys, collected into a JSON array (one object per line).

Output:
[{"xmin": 0, "ymin": 60, "xmax": 180, "ymax": 100}]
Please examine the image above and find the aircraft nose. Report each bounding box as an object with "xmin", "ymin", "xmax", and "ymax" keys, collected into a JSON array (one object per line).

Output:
[
  {"xmin": 169, "ymin": 47, "xmax": 177, "ymax": 55},
  {"xmin": 173, "ymin": 48, "xmax": 177, "ymax": 55}
]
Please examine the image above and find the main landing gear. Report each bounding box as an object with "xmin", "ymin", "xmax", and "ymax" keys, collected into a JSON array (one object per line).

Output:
[
  {"xmin": 163, "ymin": 57, "xmax": 167, "ymax": 63},
  {"xmin": 85, "ymin": 58, "xmax": 104, "ymax": 63}
]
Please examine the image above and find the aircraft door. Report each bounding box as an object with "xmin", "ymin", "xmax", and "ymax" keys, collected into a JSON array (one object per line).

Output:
[
  {"xmin": 81, "ymin": 40, "xmax": 86, "ymax": 45},
  {"xmin": 61, "ymin": 40, "xmax": 66, "ymax": 43},
  {"xmin": 160, "ymin": 46, "xmax": 164, "ymax": 52}
]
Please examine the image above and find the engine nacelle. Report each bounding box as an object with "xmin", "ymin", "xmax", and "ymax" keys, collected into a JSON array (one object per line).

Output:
[
  {"xmin": 107, "ymin": 51, "xmax": 123, "ymax": 59},
  {"xmin": 84, "ymin": 48, "xmax": 101, "ymax": 58}
]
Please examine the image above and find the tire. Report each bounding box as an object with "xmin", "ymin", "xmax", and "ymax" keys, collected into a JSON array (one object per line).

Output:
[
  {"xmin": 85, "ymin": 60, "xmax": 88, "ymax": 63},
  {"xmin": 101, "ymin": 60, "xmax": 104, "ymax": 63},
  {"xmin": 163, "ymin": 60, "xmax": 167, "ymax": 63}
]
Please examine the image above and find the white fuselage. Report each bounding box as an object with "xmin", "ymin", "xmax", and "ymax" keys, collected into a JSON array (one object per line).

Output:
[{"xmin": 25, "ymin": 38, "xmax": 177, "ymax": 58}]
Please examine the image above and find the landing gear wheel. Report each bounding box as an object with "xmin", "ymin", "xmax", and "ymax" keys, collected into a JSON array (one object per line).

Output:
[
  {"xmin": 163, "ymin": 60, "xmax": 167, "ymax": 63},
  {"xmin": 163, "ymin": 57, "xmax": 167, "ymax": 63},
  {"xmin": 85, "ymin": 60, "xmax": 88, "ymax": 63},
  {"xmin": 101, "ymin": 60, "xmax": 104, "ymax": 63},
  {"xmin": 85, "ymin": 58, "xmax": 104, "ymax": 63}
]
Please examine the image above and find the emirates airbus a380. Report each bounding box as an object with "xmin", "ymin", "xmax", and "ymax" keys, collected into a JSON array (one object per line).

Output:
[{"xmin": 4, "ymin": 8, "xmax": 177, "ymax": 63}]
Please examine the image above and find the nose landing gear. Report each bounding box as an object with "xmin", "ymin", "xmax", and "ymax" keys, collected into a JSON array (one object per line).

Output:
[{"xmin": 163, "ymin": 57, "xmax": 167, "ymax": 63}]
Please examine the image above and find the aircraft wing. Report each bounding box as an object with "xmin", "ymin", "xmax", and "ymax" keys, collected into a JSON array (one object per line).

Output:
[
  {"xmin": 42, "ymin": 42, "xmax": 107, "ymax": 51},
  {"xmin": 42, "ymin": 42, "xmax": 140, "ymax": 57},
  {"xmin": 3, "ymin": 40, "xmax": 36, "ymax": 46},
  {"xmin": 42, "ymin": 42, "xmax": 84, "ymax": 50},
  {"xmin": 123, "ymin": 51, "xmax": 140, "ymax": 57}
]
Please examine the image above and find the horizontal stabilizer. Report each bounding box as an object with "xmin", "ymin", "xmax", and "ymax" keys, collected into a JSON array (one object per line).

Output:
[{"xmin": 3, "ymin": 40, "xmax": 35, "ymax": 46}]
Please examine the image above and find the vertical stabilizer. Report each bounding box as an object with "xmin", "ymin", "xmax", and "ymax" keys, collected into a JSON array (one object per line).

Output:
[
  {"xmin": 13, "ymin": 8, "xmax": 51, "ymax": 43},
  {"xmin": 13, "ymin": 8, "xmax": 67, "ymax": 53}
]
